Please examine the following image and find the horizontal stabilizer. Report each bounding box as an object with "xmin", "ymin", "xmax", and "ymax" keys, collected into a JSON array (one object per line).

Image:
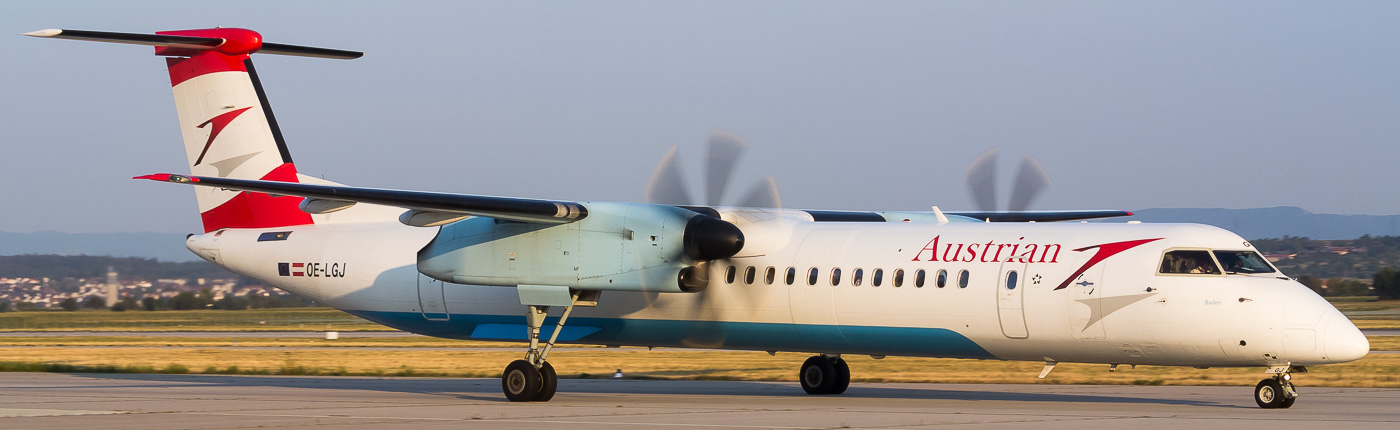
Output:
[
  {"xmin": 24, "ymin": 28, "xmax": 362, "ymax": 59},
  {"xmin": 134, "ymin": 174, "xmax": 587, "ymax": 225}
]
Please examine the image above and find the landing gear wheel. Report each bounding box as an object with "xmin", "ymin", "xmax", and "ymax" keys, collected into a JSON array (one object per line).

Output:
[
  {"xmin": 831, "ymin": 357, "xmax": 850, "ymax": 395},
  {"xmin": 800, "ymin": 355, "xmax": 836, "ymax": 395},
  {"xmin": 1279, "ymin": 381, "xmax": 1297, "ymax": 409},
  {"xmin": 1254, "ymin": 378, "xmax": 1287, "ymax": 409},
  {"xmin": 503, "ymin": 360, "xmax": 542, "ymax": 402},
  {"xmin": 535, "ymin": 362, "xmax": 558, "ymax": 402}
]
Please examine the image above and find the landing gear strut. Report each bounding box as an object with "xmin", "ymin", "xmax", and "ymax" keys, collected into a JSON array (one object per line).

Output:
[
  {"xmin": 1254, "ymin": 366, "xmax": 1301, "ymax": 409},
  {"xmin": 800, "ymin": 354, "xmax": 850, "ymax": 395},
  {"xmin": 501, "ymin": 301, "xmax": 575, "ymax": 402}
]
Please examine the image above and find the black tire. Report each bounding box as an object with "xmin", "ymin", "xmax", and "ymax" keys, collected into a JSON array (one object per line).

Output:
[
  {"xmin": 1254, "ymin": 378, "xmax": 1285, "ymax": 409},
  {"xmin": 503, "ymin": 360, "xmax": 541, "ymax": 402},
  {"xmin": 800, "ymin": 355, "xmax": 836, "ymax": 395},
  {"xmin": 831, "ymin": 357, "xmax": 850, "ymax": 395},
  {"xmin": 534, "ymin": 362, "xmax": 558, "ymax": 402},
  {"xmin": 1279, "ymin": 381, "xmax": 1297, "ymax": 409}
]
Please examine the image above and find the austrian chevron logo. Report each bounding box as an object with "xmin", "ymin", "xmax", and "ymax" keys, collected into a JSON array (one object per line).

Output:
[
  {"xmin": 1053, "ymin": 238, "xmax": 1164, "ymax": 290},
  {"xmin": 193, "ymin": 107, "xmax": 253, "ymax": 166}
]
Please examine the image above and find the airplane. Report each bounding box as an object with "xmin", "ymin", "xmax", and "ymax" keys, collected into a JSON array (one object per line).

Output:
[{"xmin": 26, "ymin": 27, "xmax": 1369, "ymax": 408}]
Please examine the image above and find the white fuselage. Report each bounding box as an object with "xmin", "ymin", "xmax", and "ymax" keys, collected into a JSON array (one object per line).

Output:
[{"xmin": 186, "ymin": 207, "xmax": 1368, "ymax": 369}]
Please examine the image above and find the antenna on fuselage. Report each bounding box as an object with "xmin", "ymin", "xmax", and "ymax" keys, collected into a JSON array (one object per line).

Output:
[{"xmin": 930, "ymin": 206, "xmax": 949, "ymax": 225}]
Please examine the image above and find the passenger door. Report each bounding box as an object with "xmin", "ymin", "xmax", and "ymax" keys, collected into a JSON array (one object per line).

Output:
[{"xmin": 997, "ymin": 261, "xmax": 1029, "ymax": 339}]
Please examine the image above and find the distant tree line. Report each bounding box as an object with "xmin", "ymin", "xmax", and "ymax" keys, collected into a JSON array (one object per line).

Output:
[
  {"xmin": 1252, "ymin": 235, "xmax": 1400, "ymax": 279},
  {"xmin": 0, "ymin": 255, "xmax": 237, "ymax": 281},
  {"xmin": 0, "ymin": 288, "xmax": 316, "ymax": 313},
  {"xmin": 1374, "ymin": 268, "xmax": 1400, "ymax": 300}
]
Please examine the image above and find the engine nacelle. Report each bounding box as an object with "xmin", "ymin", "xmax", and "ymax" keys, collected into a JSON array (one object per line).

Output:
[{"xmin": 418, "ymin": 202, "xmax": 740, "ymax": 293}]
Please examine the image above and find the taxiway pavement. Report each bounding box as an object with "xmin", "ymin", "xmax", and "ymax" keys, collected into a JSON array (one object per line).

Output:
[{"xmin": 1, "ymin": 373, "xmax": 1397, "ymax": 429}]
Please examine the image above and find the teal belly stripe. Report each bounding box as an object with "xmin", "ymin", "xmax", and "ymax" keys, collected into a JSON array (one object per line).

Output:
[{"xmin": 344, "ymin": 310, "xmax": 994, "ymax": 359}]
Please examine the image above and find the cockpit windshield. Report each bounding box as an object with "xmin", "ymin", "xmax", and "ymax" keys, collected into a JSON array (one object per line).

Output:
[
  {"xmin": 1213, "ymin": 250, "xmax": 1276, "ymax": 274},
  {"xmin": 1159, "ymin": 250, "xmax": 1220, "ymax": 274}
]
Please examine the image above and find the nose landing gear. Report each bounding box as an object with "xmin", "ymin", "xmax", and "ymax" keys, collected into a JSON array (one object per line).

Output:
[{"xmin": 1254, "ymin": 365, "xmax": 1303, "ymax": 409}]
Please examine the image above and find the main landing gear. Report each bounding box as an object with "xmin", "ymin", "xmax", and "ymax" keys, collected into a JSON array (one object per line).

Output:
[
  {"xmin": 1254, "ymin": 365, "xmax": 1303, "ymax": 409},
  {"xmin": 502, "ymin": 303, "xmax": 575, "ymax": 402},
  {"xmin": 800, "ymin": 354, "xmax": 850, "ymax": 395}
]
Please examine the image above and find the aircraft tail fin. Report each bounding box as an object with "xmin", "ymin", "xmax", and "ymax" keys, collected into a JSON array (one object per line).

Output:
[{"xmin": 25, "ymin": 28, "xmax": 361, "ymax": 232}]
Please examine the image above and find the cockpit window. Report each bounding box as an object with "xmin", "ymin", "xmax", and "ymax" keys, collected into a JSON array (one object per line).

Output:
[
  {"xmin": 1159, "ymin": 250, "xmax": 1221, "ymax": 275},
  {"xmin": 1213, "ymin": 250, "xmax": 1276, "ymax": 274}
]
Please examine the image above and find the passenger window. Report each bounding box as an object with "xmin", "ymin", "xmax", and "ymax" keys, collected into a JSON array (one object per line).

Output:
[
  {"xmin": 785, "ymin": 267, "xmax": 796, "ymax": 285},
  {"xmin": 831, "ymin": 268, "xmax": 842, "ymax": 286},
  {"xmin": 1159, "ymin": 250, "xmax": 1221, "ymax": 274},
  {"xmin": 936, "ymin": 269, "xmax": 947, "ymax": 288},
  {"xmin": 872, "ymin": 269, "xmax": 883, "ymax": 287},
  {"xmin": 853, "ymin": 268, "xmax": 863, "ymax": 286},
  {"xmin": 808, "ymin": 267, "xmax": 819, "ymax": 286},
  {"xmin": 893, "ymin": 269, "xmax": 904, "ymax": 287},
  {"xmin": 765, "ymin": 266, "xmax": 776, "ymax": 285},
  {"xmin": 744, "ymin": 266, "xmax": 756, "ymax": 284},
  {"xmin": 1005, "ymin": 270, "xmax": 1018, "ymax": 290},
  {"xmin": 1213, "ymin": 251, "xmax": 1276, "ymax": 274},
  {"xmin": 725, "ymin": 266, "xmax": 736, "ymax": 284},
  {"xmin": 958, "ymin": 270, "xmax": 969, "ymax": 288},
  {"xmin": 915, "ymin": 269, "xmax": 926, "ymax": 288}
]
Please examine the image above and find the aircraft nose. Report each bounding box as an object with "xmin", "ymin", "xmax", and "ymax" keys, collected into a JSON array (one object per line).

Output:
[{"xmin": 1322, "ymin": 315, "xmax": 1369, "ymax": 363}]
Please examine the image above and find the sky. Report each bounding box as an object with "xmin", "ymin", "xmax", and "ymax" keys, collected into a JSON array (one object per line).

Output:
[{"xmin": 2, "ymin": 1, "xmax": 1398, "ymax": 234}]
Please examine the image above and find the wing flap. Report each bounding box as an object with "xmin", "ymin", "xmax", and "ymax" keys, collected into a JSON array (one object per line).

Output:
[{"xmin": 135, "ymin": 174, "xmax": 587, "ymax": 224}]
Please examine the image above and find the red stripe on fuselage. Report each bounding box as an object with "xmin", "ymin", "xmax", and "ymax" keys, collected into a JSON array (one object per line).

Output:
[{"xmin": 198, "ymin": 163, "xmax": 313, "ymax": 233}]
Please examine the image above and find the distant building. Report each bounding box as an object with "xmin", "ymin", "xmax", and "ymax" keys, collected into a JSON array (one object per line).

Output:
[
  {"xmin": 1265, "ymin": 253, "xmax": 1296, "ymax": 262},
  {"xmin": 104, "ymin": 266, "xmax": 119, "ymax": 307}
]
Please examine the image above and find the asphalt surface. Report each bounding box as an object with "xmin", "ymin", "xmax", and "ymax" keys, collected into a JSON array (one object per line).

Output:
[
  {"xmin": 5, "ymin": 329, "xmax": 1398, "ymax": 337},
  {"xmin": 0, "ymin": 373, "xmax": 1396, "ymax": 429}
]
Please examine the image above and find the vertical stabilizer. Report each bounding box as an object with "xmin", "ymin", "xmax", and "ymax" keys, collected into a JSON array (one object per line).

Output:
[
  {"xmin": 25, "ymin": 28, "xmax": 362, "ymax": 232},
  {"xmin": 160, "ymin": 28, "xmax": 310, "ymax": 232}
]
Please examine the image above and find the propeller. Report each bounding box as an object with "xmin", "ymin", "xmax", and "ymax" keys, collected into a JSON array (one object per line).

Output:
[
  {"xmin": 965, "ymin": 148, "xmax": 1051, "ymax": 213},
  {"xmin": 646, "ymin": 128, "xmax": 781, "ymax": 210},
  {"xmin": 643, "ymin": 128, "xmax": 781, "ymax": 348}
]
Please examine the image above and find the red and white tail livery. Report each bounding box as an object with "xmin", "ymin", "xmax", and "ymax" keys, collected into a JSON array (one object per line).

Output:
[{"xmin": 162, "ymin": 28, "xmax": 311, "ymax": 232}]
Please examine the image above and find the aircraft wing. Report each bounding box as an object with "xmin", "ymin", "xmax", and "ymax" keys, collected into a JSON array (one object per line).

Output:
[
  {"xmin": 944, "ymin": 210, "xmax": 1132, "ymax": 222},
  {"xmin": 134, "ymin": 174, "xmax": 586, "ymax": 224}
]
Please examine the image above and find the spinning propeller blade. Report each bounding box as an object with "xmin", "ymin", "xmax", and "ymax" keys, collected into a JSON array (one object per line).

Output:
[
  {"xmin": 1008, "ymin": 155, "xmax": 1051, "ymax": 212},
  {"xmin": 645, "ymin": 146, "xmax": 694, "ymax": 206},
  {"xmin": 966, "ymin": 149, "xmax": 1054, "ymax": 214},
  {"xmin": 966, "ymin": 148, "xmax": 999, "ymax": 212}
]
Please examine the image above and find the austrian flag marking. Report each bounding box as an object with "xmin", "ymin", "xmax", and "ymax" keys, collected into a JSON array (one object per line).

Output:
[{"xmin": 276, "ymin": 262, "xmax": 304, "ymax": 276}]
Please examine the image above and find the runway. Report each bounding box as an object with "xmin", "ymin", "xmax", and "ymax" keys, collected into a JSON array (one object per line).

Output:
[{"xmin": 1, "ymin": 373, "xmax": 1397, "ymax": 429}]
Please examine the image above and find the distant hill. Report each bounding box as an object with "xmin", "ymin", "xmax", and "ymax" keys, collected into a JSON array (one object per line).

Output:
[
  {"xmin": 1124, "ymin": 207, "xmax": 1400, "ymax": 240},
  {"xmin": 0, "ymin": 231, "xmax": 196, "ymax": 262}
]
